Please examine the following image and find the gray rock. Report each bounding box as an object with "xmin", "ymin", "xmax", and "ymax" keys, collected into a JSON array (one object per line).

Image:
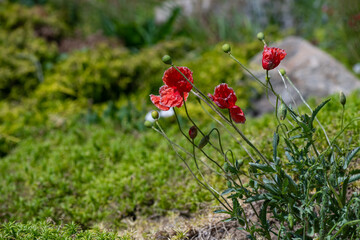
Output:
[{"xmin": 248, "ymin": 36, "xmax": 360, "ymax": 115}]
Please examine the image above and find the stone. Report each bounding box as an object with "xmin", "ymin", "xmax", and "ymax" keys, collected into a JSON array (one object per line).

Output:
[{"xmin": 248, "ymin": 36, "xmax": 360, "ymax": 115}]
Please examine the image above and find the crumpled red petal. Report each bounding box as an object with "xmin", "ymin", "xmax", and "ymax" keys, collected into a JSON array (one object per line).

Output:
[
  {"xmin": 262, "ymin": 46, "xmax": 287, "ymax": 70},
  {"xmin": 230, "ymin": 106, "xmax": 246, "ymax": 124},
  {"xmin": 150, "ymin": 94, "xmax": 170, "ymax": 111},
  {"xmin": 159, "ymin": 85, "xmax": 188, "ymax": 108},
  {"xmin": 208, "ymin": 83, "xmax": 237, "ymax": 109},
  {"xmin": 162, "ymin": 67, "xmax": 194, "ymax": 94}
]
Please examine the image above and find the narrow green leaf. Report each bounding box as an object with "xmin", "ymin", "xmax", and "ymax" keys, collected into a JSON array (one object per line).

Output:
[
  {"xmin": 221, "ymin": 188, "xmax": 235, "ymax": 196},
  {"xmin": 343, "ymin": 147, "xmax": 360, "ymax": 170},
  {"xmin": 273, "ymin": 132, "xmax": 279, "ymax": 164},
  {"xmin": 245, "ymin": 194, "xmax": 269, "ymax": 203},
  {"xmin": 349, "ymin": 173, "xmax": 360, "ymax": 183},
  {"xmin": 310, "ymin": 98, "xmax": 331, "ymax": 124},
  {"xmin": 341, "ymin": 176, "xmax": 350, "ymax": 205},
  {"xmin": 214, "ymin": 209, "xmax": 231, "ymax": 214},
  {"xmin": 249, "ymin": 163, "xmax": 276, "ymax": 173},
  {"xmin": 262, "ymin": 183, "xmax": 281, "ymax": 195},
  {"xmin": 260, "ymin": 200, "xmax": 270, "ymax": 229},
  {"xmin": 285, "ymin": 151, "xmax": 295, "ymax": 162},
  {"xmin": 289, "ymin": 134, "xmax": 305, "ymax": 140}
]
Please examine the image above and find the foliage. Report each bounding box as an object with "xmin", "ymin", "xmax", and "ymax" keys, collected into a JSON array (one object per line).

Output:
[
  {"xmin": 0, "ymin": 221, "xmax": 133, "ymax": 239},
  {"xmin": 0, "ymin": 2, "xmax": 65, "ymax": 99},
  {"xmin": 34, "ymin": 38, "xmax": 197, "ymax": 103},
  {"xmin": 151, "ymin": 40, "xmax": 360, "ymax": 239}
]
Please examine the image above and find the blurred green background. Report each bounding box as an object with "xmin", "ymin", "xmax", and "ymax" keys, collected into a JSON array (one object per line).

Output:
[{"xmin": 0, "ymin": 0, "xmax": 359, "ymax": 238}]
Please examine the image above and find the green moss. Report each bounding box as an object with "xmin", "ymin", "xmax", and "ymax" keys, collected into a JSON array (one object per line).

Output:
[
  {"xmin": 0, "ymin": 221, "xmax": 132, "ymax": 239},
  {"xmin": 0, "ymin": 118, "xmax": 214, "ymax": 228}
]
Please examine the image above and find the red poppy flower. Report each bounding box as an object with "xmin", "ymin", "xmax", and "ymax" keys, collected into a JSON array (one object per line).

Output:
[
  {"xmin": 262, "ymin": 46, "xmax": 286, "ymax": 70},
  {"xmin": 162, "ymin": 67, "xmax": 193, "ymax": 94},
  {"xmin": 229, "ymin": 106, "xmax": 246, "ymax": 124},
  {"xmin": 207, "ymin": 83, "xmax": 237, "ymax": 109},
  {"xmin": 150, "ymin": 66, "xmax": 193, "ymax": 110},
  {"xmin": 208, "ymin": 83, "xmax": 246, "ymax": 124}
]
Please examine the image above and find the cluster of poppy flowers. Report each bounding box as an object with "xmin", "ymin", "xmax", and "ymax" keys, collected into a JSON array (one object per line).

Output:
[{"xmin": 150, "ymin": 45, "xmax": 286, "ymax": 123}]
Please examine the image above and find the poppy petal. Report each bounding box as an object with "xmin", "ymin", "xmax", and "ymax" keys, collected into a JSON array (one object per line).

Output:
[
  {"xmin": 150, "ymin": 94, "xmax": 170, "ymax": 111},
  {"xmin": 230, "ymin": 106, "xmax": 246, "ymax": 124},
  {"xmin": 262, "ymin": 46, "xmax": 287, "ymax": 70},
  {"xmin": 159, "ymin": 85, "xmax": 184, "ymax": 108},
  {"xmin": 209, "ymin": 83, "xmax": 237, "ymax": 109},
  {"xmin": 162, "ymin": 66, "xmax": 194, "ymax": 94}
]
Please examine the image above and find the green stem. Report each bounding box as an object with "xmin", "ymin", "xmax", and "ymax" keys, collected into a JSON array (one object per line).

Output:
[
  {"xmin": 154, "ymin": 121, "xmax": 233, "ymax": 212},
  {"xmin": 191, "ymin": 141, "xmax": 233, "ymax": 211},
  {"xmin": 183, "ymin": 98, "xmax": 222, "ymax": 154},
  {"xmin": 330, "ymin": 220, "xmax": 360, "ymax": 239},
  {"xmin": 229, "ymin": 53, "xmax": 269, "ymax": 89},
  {"xmin": 284, "ymin": 75, "xmax": 331, "ymax": 147},
  {"xmin": 198, "ymin": 99, "xmax": 256, "ymax": 162},
  {"xmin": 341, "ymin": 104, "xmax": 345, "ymax": 146},
  {"xmin": 173, "ymin": 108, "xmax": 228, "ymax": 174},
  {"xmin": 171, "ymin": 65, "xmax": 269, "ymax": 165}
]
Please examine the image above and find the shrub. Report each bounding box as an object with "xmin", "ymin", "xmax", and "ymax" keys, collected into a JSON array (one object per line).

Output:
[{"xmin": 0, "ymin": 2, "xmax": 65, "ymax": 99}]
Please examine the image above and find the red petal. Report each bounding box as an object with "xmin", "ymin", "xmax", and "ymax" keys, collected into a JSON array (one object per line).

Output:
[
  {"xmin": 162, "ymin": 67, "xmax": 194, "ymax": 94},
  {"xmin": 150, "ymin": 94, "xmax": 170, "ymax": 111},
  {"xmin": 209, "ymin": 83, "xmax": 237, "ymax": 109},
  {"xmin": 230, "ymin": 106, "xmax": 246, "ymax": 124},
  {"xmin": 262, "ymin": 46, "xmax": 286, "ymax": 70},
  {"xmin": 159, "ymin": 85, "xmax": 184, "ymax": 108}
]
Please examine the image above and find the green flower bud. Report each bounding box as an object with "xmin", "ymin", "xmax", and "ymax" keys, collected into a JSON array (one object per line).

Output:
[
  {"xmin": 198, "ymin": 135, "xmax": 209, "ymax": 149},
  {"xmin": 257, "ymin": 32, "xmax": 265, "ymax": 41},
  {"xmin": 288, "ymin": 214, "xmax": 294, "ymax": 230},
  {"xmin": 227, "ymin": 181, "xmax": 232, "ymax": 188},
  {"xmin": 162, "ymin": 55, "xmax": 172, "ymax": 65},
  {"xmin": 279, "ymin": 68, "xmax": 286, "ymax": 76},
  {"xmin": 144, "ymin": 120, "xmax": 152, "ymax": 128},
  {"xmin": 151, "ymin": 111, "xmax": 159, "ymax": 120},
  {"xmin": 340, "ymin": 91, "xmax": 346, "ymax": 106},
  {"xmin": 222, "ymin": 44, "xmax": 231, "ymax": 53},
  {"xmin": 279, "ymin": 103, "xmax": 287, "ymax": 120}
]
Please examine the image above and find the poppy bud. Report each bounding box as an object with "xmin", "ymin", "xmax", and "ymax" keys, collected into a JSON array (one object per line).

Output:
[
  {"xmin": 340, "ymin": 91, "xmax": 346, "ymax": 106},
  {"xmin": 151, "ymin": 111, "xmax": 159, "ymax": 120},
  {"xmin": 279, "ymin": 68, "xmax": 286, "ymax": 76},
  {"xmin": 189, "ymin": 126, "xmax": 198, "ymax": 139},
  {"xmin": 222, "ymin": 44, "xmax": 231, "ymax": 53},
  {"xmin": 279, "ymin": 103, "xmax": 287, "ymax": 120},
  {"xmin": 227, "ymin": 181, "xmax": 232, "ymax": 188},
  {"xmin": 144, "ymin": 121, "xmax": 152, "ymax": 128},
  {"xmin": 162, "ymin": 55, "xmax": 172, "ymax": 65},
  {"xmin": 288, "ymin": 214, "xmax": 294, "ymax": 230},
  {"xmin": 257, "ymin": 32, "xmax": 265, "ymax": 41},
  {"xmin": 198, "ymin": 135, "xmax": 209, "ymax": 149}
]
